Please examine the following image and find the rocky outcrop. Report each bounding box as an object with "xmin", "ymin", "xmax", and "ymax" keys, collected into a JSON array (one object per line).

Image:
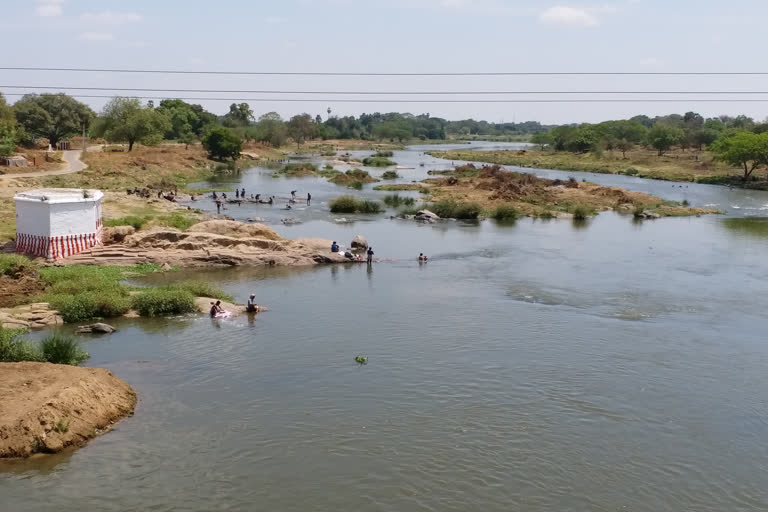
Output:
[
  {"xmin": 103, "ymin": 226, "xmax": 136, "ymax": 245},
  {"xmin": 75, "ymin": 323, "xmax": 117, "ymax": 334},
  {"xmin": 636, "ymin": 210, "xmax": 661, "ymax": 220},
  {"xmin": 57, "ymin": 222, "xmax": 347, "ymax": 268},
  {"xmin": 351, "ymin": 235, "xmax": 368, "ymax": 249},
  {"xmin": 0, "ymin": 362, "xmax": 136, "ymax": 459},
  {"xmin": 0, "ymin": 303, "xmax": 63, "ymax": 330},
  {"xmin": 415, "ymin": 210, "xmax": 440, "ymax": 223}
]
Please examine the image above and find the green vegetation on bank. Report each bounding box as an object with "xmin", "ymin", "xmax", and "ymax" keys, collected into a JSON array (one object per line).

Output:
[
  {"xmin": 103, "ymin": 211, "xmax": 200, "ymax": 232},
  {"xmin": 382, "ymin": 194, "xmax": 416, "ymax": 208},
  {"xmin": 381, "ymin": 170, "xmax": 399, "ymax": 180},
  {"xmin": 362, "ymin": 156, "xmax": 397, "ymax": 167},
  {"xmin": 329, "ymin": 196, "xmax": 384, "ymax": 214},
  {"xmin": 373, "ymin": 184, "xmax": 427, "ymax": 192},
  {"xmin": 1, "ymin": 328, "xmax": 89, "ymax": 365},
  {"xmin": 327, "ymin": 168, "xmax": 378, "ymax": 188},
  {"xmin": 430, "ymin": 199, "xmax": 482, "ymax": 220}
]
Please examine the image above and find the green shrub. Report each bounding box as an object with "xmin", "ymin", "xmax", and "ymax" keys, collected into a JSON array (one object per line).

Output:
[
  {"xmin": 381, "ymin": 170, "xmax": 399, "ymax": 180},
  {"xmin": 571, "ymin": 204, "xmax": 594, "ymax": 221},
  {"xmin": 159, "ymin": 212, "xmax": 198, "ymax": 231},
  {"xmin": 132, "ymin": 288, "xmax": 196, "ymax": 317},
  {"xmin": 278, "ymin": 163, "xmax": 318, "ymax": 176},
  {"xmin": 41, "ymin": 333, "xmax": 89, "ymax": 365},
  {"xmin": 46, "ymin": 291, "xmax": 132, "ymax": 323},
  {"xmin": 203, "ymin": 126, "xmax": 242, "ymax": 160},
  {"xmin": 165, "ymin": 281, "xmax": 233, "ymax": 302},
  {"xmin": 0, "ymin": 327, "xmax": 43, "ymax": 363},
  {"xmin": 375, "ymin": 150, "xmax": 394, "ymax": 157},
  {"xmin": 362, "ymin": 156, "xmax": 397, "ymax": 167},
  {"xmin": 491, "ymin": 204, "xmax": 519, "ymax": 220},
  {"xmin": 538, "ymin": 211, "xmax": 556, "ymax": 219},
  {"xmin": 383, "ymin": 194, "xmax": 416, "ymax": 207},
  {"xmin": 104, "ymin": 216, "xmax": 151, "ymax": 230},
  {"xmin": 0, "ymin": 254, "xmax": 35, "ymax": 277},
  {"xmin": 348, "ymin": 181, "xmax": 364, "ymax": 190},
  {"xmin": 329, "ymin": 196, "xmax": 383, "ymax": 214},
  {"xmin": 431, "ymin": 199, "xmax": 482, "ymax": 219}
]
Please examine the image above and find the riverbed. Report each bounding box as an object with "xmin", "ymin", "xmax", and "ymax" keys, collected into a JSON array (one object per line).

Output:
[{"xmin": 2, "ymin": 143, "xmax": 767, "ymax": 511}]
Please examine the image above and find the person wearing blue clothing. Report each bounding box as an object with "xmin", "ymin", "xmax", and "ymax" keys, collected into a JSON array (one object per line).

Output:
[{"xmin": 331, "ymin": 241, "xmax": 339, "ymax": 253}]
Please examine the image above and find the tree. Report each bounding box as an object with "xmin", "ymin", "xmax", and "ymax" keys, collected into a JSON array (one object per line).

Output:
[
  {"xmin": 202, "ymin": 126, "xmax": 242, "ymax": 160},
  {"xmin": 0, "ymin": 93, "xmax": 20, "ymax": 157},
  {"xmin": 254, "ymin": 112, "xmax": 288, "ymax": 147},
  {"xmin": 97, "ymin": 97, "xmax": 170, "ymax": 151},
  {"xmin": 691, "ymin": 128, "xmax": 719, "ymax": 150},
  {"xmin": 710, "ymin": 131, "xmax": 768, "ymax": 181},
  {"xmin": 223, "ymin": 103, "xmax": 254, "ymax": 127},
  {"xmin": 530, "ymin": 132, "xmax": 554, "ymax": 150},
  {"xmin": 647, "ymin": 124, "xmax": 684, "ymax": 156},
  {"xmin": 615, "ymin": 138, "xmax": 634, "ymax": 159},
  {"xmin": 287, "ymin": 113, "xmax": 314, "ymax": 147},
  {"xmin": 13, "ymin": 93, "xmax": 93, "ymax": 149}
]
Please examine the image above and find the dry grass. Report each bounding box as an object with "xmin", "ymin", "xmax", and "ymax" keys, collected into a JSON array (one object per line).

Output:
[
  {"xmin": 429, "ymin": 147, "xmax": 746, "ymax": 183},
  {"xmin": 427, "ymin": 164, "xmax": 720, "ymax": 218}
]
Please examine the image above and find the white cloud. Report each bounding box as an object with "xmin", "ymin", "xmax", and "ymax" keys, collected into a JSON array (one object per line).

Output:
[
  {"xmin": 78, "ymin": 32, "xmax": 114, "ymax": 42},
  {"xmin": 80, "ymin": 11, "xmax": 143, "ymax": 25},
  {"xmin": 35, "ymin": 0, "xmax": 64, "ymax": 17},
  {"xmin": 539, "ymin": 6, "xmax": 599, "ymax": 27}
]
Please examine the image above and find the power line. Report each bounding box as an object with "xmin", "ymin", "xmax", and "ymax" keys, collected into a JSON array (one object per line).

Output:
[
  {"xmin": 3, "ymin": 67, "xmax": 768, "ymax": 76},
  {"xmin": 3, "ymin": 85, "xmax": 768, "ymax": 95},
  {"xmin": 3, "ymin": 93, "xmax": 768, "ymax": 103}
]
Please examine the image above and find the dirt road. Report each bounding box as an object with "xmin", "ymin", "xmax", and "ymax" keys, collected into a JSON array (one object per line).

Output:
[{"xmin": 0, "ymin": 149, "xmax": 89, "ymax": 179}]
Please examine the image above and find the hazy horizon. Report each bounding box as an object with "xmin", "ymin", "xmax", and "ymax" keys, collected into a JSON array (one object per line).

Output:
[{"xmin": 2, "ymin": 0, "xmax": 767, "ymax": 125}]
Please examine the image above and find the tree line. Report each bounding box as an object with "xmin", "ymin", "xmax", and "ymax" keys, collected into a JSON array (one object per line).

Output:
[
  {"xmin": 529, "ymin": 112, "xmax": 768, "ymax": 179},
  {"xmin": 0, "ymin": 92, "xmax": 552, "ymax": 160}
]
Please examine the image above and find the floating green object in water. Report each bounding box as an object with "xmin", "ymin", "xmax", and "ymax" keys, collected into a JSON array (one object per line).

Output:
[{"xmin": 355, "ymin": 356, "xmax": 368, "ymax": 365}]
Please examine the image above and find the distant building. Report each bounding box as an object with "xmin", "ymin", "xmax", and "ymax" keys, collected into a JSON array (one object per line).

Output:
[{"xmin": 14, "ymin": 188, "xmax": 104, "ymax": 260}]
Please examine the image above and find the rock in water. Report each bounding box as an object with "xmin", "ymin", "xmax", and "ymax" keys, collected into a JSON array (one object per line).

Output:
[
  {"xmin": 76, "ymin": 323, "xmax": 117, "ymax": 334},
  {"xmin": 351, "ymin": 235, "xmax": 368, "ymax": 249}
]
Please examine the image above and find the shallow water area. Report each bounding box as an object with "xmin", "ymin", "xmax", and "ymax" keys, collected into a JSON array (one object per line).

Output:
[{"xmin": 2, "ymin": 143, "xmax": 768, "ymax": 511}]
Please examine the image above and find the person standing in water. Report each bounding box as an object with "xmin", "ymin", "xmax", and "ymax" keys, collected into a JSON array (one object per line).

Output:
[
  {"xmin": 246, "ymin": 294, "xmax": 258, "ymax": 313},
  {"xmin": 307, "ymin": 192, "xmax": 312, "ymax": 206},
  {"xmin": 367, "ymin": 246, "xmax": 374, "ymax": 264},
  {"xmin": 215, "ymin": 199, "xmax": 222, "ymax": 214}
]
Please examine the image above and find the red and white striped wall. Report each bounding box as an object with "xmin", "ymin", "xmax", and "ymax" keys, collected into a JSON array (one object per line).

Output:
[{"xmin": 15, "ymin": 229, "xmax": 103, "ymax": 260}]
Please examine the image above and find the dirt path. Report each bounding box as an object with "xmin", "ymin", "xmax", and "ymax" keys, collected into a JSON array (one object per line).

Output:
[{"xmin": 0, "ymin": 149, "xmax": 90, "ymax": 179}]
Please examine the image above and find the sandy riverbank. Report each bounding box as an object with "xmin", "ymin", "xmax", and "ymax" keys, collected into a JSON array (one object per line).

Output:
[{"xmin": 0, "ymin": 362, "xmax": 136, "ymax": 459}]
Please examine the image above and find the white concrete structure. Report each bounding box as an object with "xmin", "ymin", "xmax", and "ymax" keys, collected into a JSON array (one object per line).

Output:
[{"xmin": 14, "ymin": 189, "xmax": 104, "ymax": 260}]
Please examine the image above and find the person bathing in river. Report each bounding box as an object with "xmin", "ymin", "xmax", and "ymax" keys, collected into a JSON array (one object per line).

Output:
[
  {"xmin": 418, "ymin": 253, "xmax": 428, "ymax": 262},
  {"xmin": 210, "ymin": 300, "xmax": 224, "ymax": 317},
  {"xmin": 291, "ymin": 190, "xmax": 297, "ymax": 200},
  {"xmin": 246, "ymin": 294, "xmax": 258, "ymax": 313},
  {"xmin": 241, "ymin": 188, "xmax": 245, "ymax": 197},
  {"xmin": 307, "ymin": 192, "xmax": 312, "ymax": 206},
  {"xmin": 235, "ymin": 189, "xmax": 239, "ymax": 199},
  {"xmin": 367, "ymin": 247, "xmax": 374, "ymax": 264}
]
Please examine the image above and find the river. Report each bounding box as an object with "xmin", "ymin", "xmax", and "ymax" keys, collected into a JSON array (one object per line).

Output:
[{"xmin": 1, "ymin": 142, "xmax": 767, "ymax": 511}]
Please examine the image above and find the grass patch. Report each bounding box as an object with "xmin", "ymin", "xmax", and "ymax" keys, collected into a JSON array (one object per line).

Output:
[
  {"xmin": 46, "ymin": 292, "xmax": 132, "ymax": 323},
  {"xmin": 382, "ymin": 194, "xmax": 416, "ymax": 208},
  {"xmin": 362, "ymin": 156, "xmax": 397, "ymax": 167},
  {"xmin": 721, "ymin": 218, "xmax": 768, "ymax": 238},
  {"xmin": 276, "ymin": 163, "xmax": 319, "ymax": 176},
  {"xmin": 373, "ymin": 184, "xmax": 426, "ymax": 191},
  {"xmin": 131, "ymin": 288, "xmax": 197, "ymax": 317},
  {"xmin": 157, "ymin": 212, "xmax": 198, "ymax": 231},
  {"xmin": 381, "ymin": 170, "xmax": 399, "ymax": 180},
  {"xmin": 41, "ymin": 333, "xmax": 89, "ymax": 365},
  {"xmin": 431, "ymin": 199, "xmax": 482, "ymax": 220},
  {"xmin": 374, "ymin": 150, "xmax": 394, "ymax": 157},
  {"xmin": 399, "ymin": 205, "xmax": 424, "ymax": 216},
  {"xmin": 490, "ymin": 204, "xmax": 519, "ymax": 221},
  {"xmin": 0, "ymin": 254, "xmax": 36, "ymax": 277},
  {"xmin": 328, "ymin": 168, "xmax": 378, "ymax": 187},
  {"xmin": 329, "ymin": 195, "xmax": 384, "ymax": 214},
  {"xmin": 104, "ymin": 215, "xmax": 152, "ymax": 230},
  {"xmin": 53, "ymin": 419, "xmax": 71, "ymax": 434},
  {"xmin": 0, "ymin": 327, "xmax": 43, "ymax": 363}
]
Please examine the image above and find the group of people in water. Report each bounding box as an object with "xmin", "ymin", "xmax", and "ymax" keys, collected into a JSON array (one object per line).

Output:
[
  {"xmin": 331, "ymin": 241, "xmax": 428, "ymax": 264},
  {"xmin": 209, "ymin": 189, "xmax": 311, "ymax": 214}
]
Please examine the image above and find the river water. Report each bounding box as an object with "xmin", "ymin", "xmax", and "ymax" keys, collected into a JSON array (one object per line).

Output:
[{"xmin": 2, "ymin": 143, "xmax": 768, "ymax": 511}]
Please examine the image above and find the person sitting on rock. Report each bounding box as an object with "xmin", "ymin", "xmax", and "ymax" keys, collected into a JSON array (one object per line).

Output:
[
  {"xmin": 331, "ymin": 241, "xmax": 339, "ymax": 253},
  {"xmin": 418, "ymin": 253, "xmax": 428, "ymax": 262},
  {"xmin": 344, "ymin": 250, "xmax": 354, "ymax": 260},
  {"xmin": 246, "ymin": 294, "xmax": 258, "ymax": 313}
]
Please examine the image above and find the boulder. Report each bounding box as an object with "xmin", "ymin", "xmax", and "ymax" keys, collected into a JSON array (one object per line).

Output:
[
  {"xmin": 102, "ymin": 226, "xmax": 136, "ymax": 245},
  {"xmin": 415, "ymin": 209, "xmax": 440, "ymax": 223},
  {"xmin": 75, "ymin": 323, "xmax": 117, "ymax": 334},
  {"xmin": 351, "ymin": 235, "xmax": 368, "ymax": 249},
  {"xmin": 639, "ymin": 210, "xmax": 661, "ymax": 220}
]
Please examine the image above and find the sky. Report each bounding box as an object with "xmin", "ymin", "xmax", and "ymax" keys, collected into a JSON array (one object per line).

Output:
[{"xmin": 1, "ymin": 0, "xmax": 767, "ymax": 124}]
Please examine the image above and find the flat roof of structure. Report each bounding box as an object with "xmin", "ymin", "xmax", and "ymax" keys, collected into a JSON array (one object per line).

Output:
[{"xmin": 14, "ymin": 189, "xmax": 104, "ymax": 204}]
